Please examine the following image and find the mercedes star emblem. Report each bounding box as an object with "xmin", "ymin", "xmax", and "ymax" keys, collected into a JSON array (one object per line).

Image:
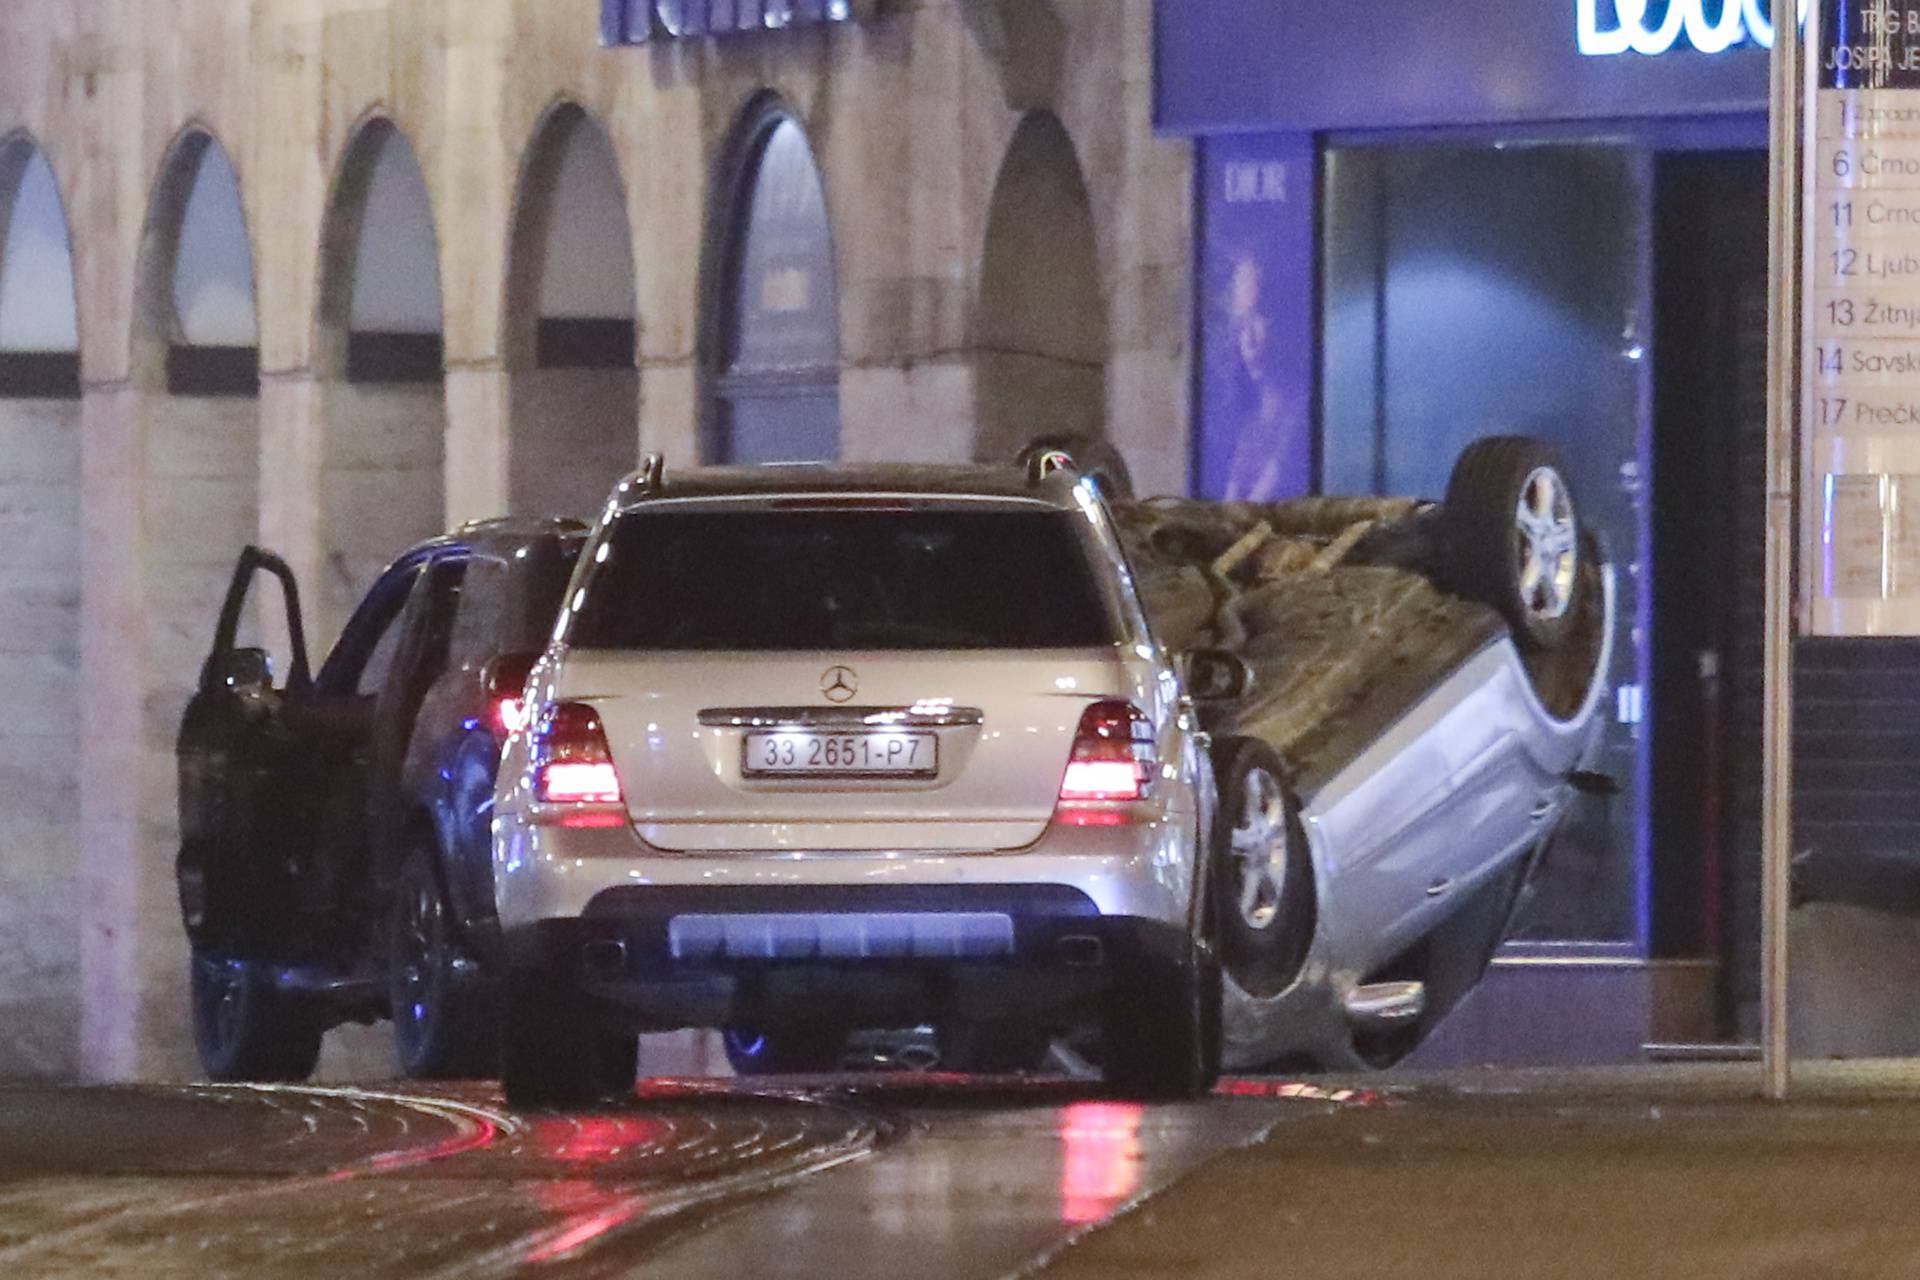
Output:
[{"xmin": 820, "ymin": 665, "xmax": 859, "ymax": 704}]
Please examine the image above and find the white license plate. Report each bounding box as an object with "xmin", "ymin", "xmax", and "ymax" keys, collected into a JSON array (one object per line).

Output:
[{"xmin": 743, "ymin": 730, "xmax": 938, "ymax": 777}]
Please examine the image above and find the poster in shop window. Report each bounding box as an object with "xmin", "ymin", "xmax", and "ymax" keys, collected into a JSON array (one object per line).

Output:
[
  {"xmin": 1805, "ymin": 0, "xmax": 1920, "ymax": 634},
  {"xmin": 1195, "ymin": 135, "xmax": 1316, "ymax": 502}
]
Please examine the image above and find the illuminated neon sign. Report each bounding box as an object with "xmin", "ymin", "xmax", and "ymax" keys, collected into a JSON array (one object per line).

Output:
[
  {"xmin": 1577, "ymin": 0, "xmax": 1807, "ymax": 57},
  {"xmin": 602, "ymin": 0, "xmax": 864, "ymax": 44}
]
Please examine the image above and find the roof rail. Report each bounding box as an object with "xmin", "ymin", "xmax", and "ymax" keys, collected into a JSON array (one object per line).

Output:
[
  {"xmin": 615, "ymin": 452, "xmax": 667, "ymax": 503},
  {"xmin": 1022, "ymin": 445, "xmax": 1081, "ymax": 487}
]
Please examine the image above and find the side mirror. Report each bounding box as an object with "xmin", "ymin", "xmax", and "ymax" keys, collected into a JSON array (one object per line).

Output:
[
  {"xmin": 1181, "ymin": 648, "xmax": 1253, "ymax": 703},
  {"xmin": 206, "ymin": 646, "xmax": 273, "ymax": 692}
]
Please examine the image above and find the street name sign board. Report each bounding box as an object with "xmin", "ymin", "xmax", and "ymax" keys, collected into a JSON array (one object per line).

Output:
[{"xmin": 1806, "ymin": 0, "xmax": 1920, "ymax": 634}]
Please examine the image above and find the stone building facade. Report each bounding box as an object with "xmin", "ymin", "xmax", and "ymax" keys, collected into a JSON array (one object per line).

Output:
[{"xmin": 0, "ymin": 0, "xmax": 1191, "ymax": 1080}]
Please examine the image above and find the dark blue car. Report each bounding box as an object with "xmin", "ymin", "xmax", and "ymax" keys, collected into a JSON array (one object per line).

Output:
[{"xmin": 176, "ymin": 519, "xmax": 585, "ymax": 1081}]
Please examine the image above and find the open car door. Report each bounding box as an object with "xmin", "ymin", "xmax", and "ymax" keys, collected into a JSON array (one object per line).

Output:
[{"xmin": 176, "ymin": 547, "xmax": 320, "ymax": 958}]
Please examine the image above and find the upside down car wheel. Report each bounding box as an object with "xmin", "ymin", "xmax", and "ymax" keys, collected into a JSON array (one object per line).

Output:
[
  {"xmin": 1210, "ymin": 737, "xmax": 1315, "ymax": 999},
  {"xmin": 1444, "ymin": 435, "xmax": 1585, "ymax": 652}
]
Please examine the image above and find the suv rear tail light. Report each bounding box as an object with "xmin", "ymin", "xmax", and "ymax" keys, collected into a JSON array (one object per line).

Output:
[
  {"xmin": 532, "ymin": 702, "xmax": 625, "ymax": 823},
  {"xmin": 483, "ymin": 651, "xmax": 541, "ymax": 740},
  {"xmin": 1058, "ymin": 701, "xmax": 1155, "ymax": 805}
]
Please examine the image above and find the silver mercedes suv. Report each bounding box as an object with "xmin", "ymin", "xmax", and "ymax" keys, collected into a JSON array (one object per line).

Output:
[{"xmin": 490, "ymin": 455, "xmax": 1225, "ymax": 1104}]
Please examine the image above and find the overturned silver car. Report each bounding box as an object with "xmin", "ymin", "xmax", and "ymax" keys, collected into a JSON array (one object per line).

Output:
[{"xmin": 1072, "ymin": 434, "xmax": 1615, "ymax": 1069}]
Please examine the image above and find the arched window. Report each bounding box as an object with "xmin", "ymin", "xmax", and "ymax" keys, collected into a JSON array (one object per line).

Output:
[
  {"xmin": 322, "ymin": 119, "xmax": 443, "ymax": 384},
  {"xmin": 315, "ymin": 118, "xmax": 446, "ymax": 636},
  {"xmin": 504, "ymin": 104, "xmax": 639, "ymax": 518},
  {"xmin": 0, "ymin": 140, "xmax": 79, "ymax": 397},
  {"xmin": 707, "ymin": 101, "xmax": 840, "ymax": 464},
  {"xmin": 155, "ymin": 135, "xmax": 259, "ymax": 397},
  {"xmin": 975, "ymin": 112, "xmax": 1107, "ymax": 463}
]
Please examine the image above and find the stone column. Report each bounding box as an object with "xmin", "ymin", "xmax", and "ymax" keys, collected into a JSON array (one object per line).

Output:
[
  {"xmin": 444, "ymin": 364, "xmax": 512, "ymax": 525},
  {"xmin": 0, "ymin": 393, "xmax": 86, "ymax": 1079},
  {"xmin": 257, "ymin": 371, "xmax": 326, "ymax": 646},
  {"xmin": 638, "ymin": 357, "xmax": 700, "ymax": 468},
  {"xmin": 76, "ymin": 383, "xmax": 156, "ymax": 1080}
]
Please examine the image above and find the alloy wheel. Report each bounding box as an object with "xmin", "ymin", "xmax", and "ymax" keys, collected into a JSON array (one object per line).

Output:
[
  {"xmin": 1229, "ymin": 767, "xmax": 1291, "ymax": 931},
  {"xmin": 396, "ymin": 875, "xmax": 441, "ymax": 1039},
  {"xmin": 1513, "ymin": 465, "xmax": 1578, "ymax": 623}
]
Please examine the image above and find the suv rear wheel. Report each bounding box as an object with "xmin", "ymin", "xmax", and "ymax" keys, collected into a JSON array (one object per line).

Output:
[
  {"xmin": 500, "ymin": 976, "xmax": 637, "ymax": 1108},
  {"xmin": 189, "ymin": 952, "xmax": 323, "ymax": 1082},
  {"xmin": 1100, "ymin": 940, "xmax": 1223, "ymax": 1101},
  {"xmin": 388, "ymin": 849, "xmax": 497, "ymax": 1080}
]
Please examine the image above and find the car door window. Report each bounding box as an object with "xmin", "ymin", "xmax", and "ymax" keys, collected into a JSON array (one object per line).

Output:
[
  {"xmin": 317, "ymin": 564, "xmax": 423, "ymax": 698},
  {"xmin": 356, "ymin": 612, "xmax": 407, "ymax": 697},
  {"xmin": 449, "ymin": 553, "xmax": 509, "ymax": 670},
  {"xmin": 408, "ymin": 556, "xmax": 469, "ymax": 692}
]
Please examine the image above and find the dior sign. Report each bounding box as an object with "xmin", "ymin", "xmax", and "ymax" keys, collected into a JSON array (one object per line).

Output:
[
  {"xmin": 602, "ymin": 0, "xmax": 876, "ymax": 44},
  {"xmin": 1577, "ymin": 0, "xmax": 1806, "ymax": 56}
]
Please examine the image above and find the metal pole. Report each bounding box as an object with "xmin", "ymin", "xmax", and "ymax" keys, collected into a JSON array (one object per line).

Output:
[{"xmin": 1761, "ymin": 0, "xmax": 1803, "ymax": 1103}]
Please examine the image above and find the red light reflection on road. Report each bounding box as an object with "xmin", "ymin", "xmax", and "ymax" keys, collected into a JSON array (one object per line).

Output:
[
  {"xmin": 521, "ymin": 1113, "xmax": 670, "ymax": 1265},
  {"xmin": 1213, "ymin": 1078, "xmax": 1390, "ymax": 1106},
  {"xmin": 323, "ymin": 1111, "xmax": 499, "ymax": 1182},
  {"xmin": 1058, "ymin": 1101, "xmax": 1144, "ymax": 1225},
  {"xmin": 525, "ymin": 1185, "xmax": 651, "ymax": 1265},
  {"xmin": 528, "ymin": 1113, "xmax": 668, "ymax": 1163}
]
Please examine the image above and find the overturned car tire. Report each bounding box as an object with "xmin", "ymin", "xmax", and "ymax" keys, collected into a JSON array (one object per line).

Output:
[
  {"xmin": 1443, "ymin": 436, "xmax": 1584, "ymax": 652},
  {"xmin": 1210, "ymin": 738, "xmax": 1315, "ymax": 999}
]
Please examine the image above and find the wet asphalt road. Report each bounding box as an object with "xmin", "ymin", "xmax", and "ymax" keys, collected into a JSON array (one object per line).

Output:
[{"xmin": 0, "ymin": 1074, "xmax": 1371, "ymax": 1279}]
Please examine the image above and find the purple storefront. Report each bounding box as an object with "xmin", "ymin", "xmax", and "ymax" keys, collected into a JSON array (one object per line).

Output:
[{"xmin": 1162, "ymin": 1, "xmax": 1920, "ymax": 1062}]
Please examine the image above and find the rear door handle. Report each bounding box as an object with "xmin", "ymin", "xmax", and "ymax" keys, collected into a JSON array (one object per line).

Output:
[{"xmin": 1426, "ymin": 877, "xmax": 1454, "ymax": 898}]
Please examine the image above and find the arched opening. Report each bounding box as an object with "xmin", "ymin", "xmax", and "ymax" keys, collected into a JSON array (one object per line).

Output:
[
  {"xmin": 316, "ymin": 119, "xmax": 446, "ymax": 638},
  {"xmin": 138, "ymin": 135, "xmax": 260, "ymax": 397},
  {"xmin": 704, "ymin": 98, "xmax": 841, "ymax": 464},
  {"xmin": 120, "ymin": 128, "xmax": 263, "ymax": 1072},
  {"xmin": 133, "ymin": 130, "xmax": 263, "ymax": 675},
  {"xmin": 974, "ymin": 112, "xmax": 1108, "ymax": 463},
  {"xmin": 0, "ymin": 135, "xmax": 82, "ymax": 1077},
  {"xmin": 504, "ymin": 105, "xmax": 638, "ymax": 518}
]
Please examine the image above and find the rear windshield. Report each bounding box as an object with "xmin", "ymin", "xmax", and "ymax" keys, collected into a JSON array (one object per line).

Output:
[{"xmin": 568, "ymin": 507, "xmax": 1121, "ymax": 651}]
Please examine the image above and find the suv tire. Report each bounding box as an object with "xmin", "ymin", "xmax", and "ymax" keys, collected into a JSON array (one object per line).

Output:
[
  {"xmin": 1444, "ymin": 436, "xmax": 1584, "ymax": 652},
  {"xmin": 388, "ymin": 849, "xmax": 497, "ymax": 1080},
  {"xmin": 1100, "ymin": 941, "xmax": 1223, "ymax": 1101},
  {"xmin": 500, "ymin": 975, "xmax": 637, "ymax": 1108},
  {"xmin": 189, "ymin": 952, "xmax": 323, "ymax": 1082}
]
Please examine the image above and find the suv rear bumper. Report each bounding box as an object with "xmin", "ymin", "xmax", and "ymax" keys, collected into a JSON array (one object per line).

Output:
[
  {"xmin": 492, "ymin": 815, "xmax": 1199, "ymax": 931},
  {"xmin": 500, "ymin": 883, "xmax": 1191, "ymax": 1033}
]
